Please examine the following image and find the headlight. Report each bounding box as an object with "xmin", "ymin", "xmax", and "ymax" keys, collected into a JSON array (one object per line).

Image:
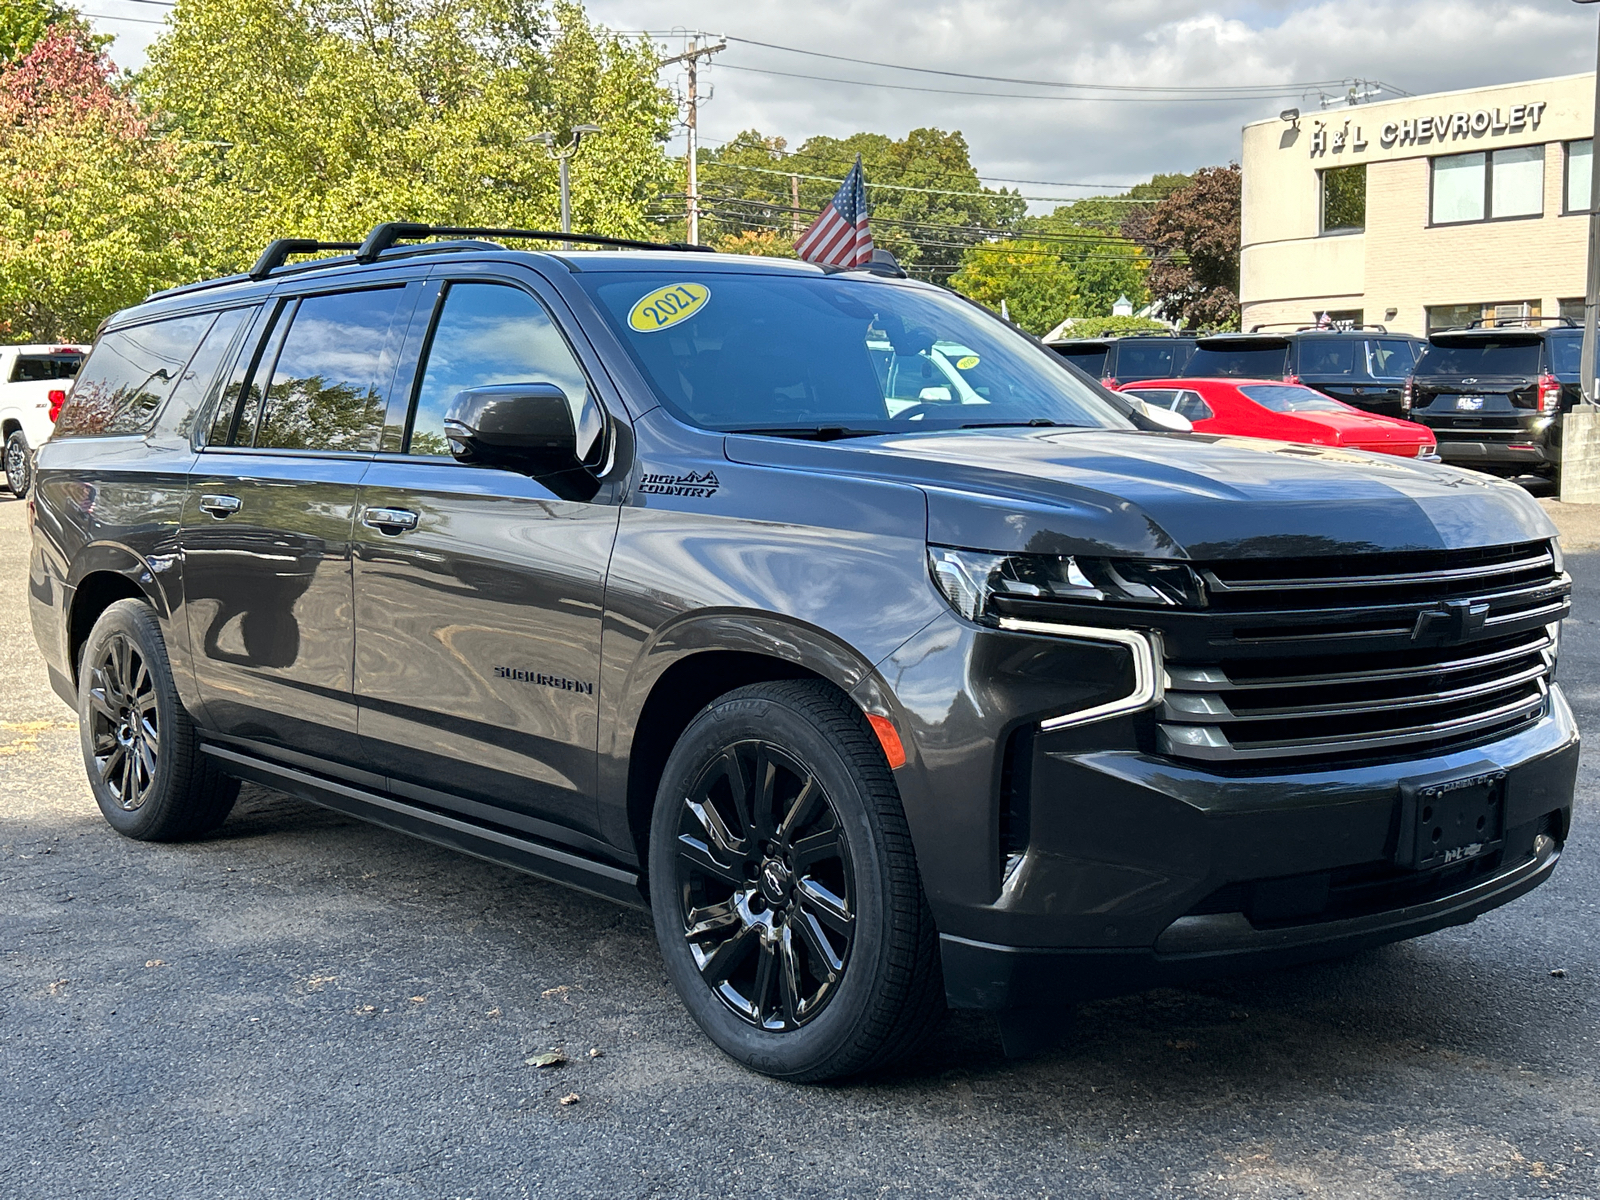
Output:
[{"xmin": 928, "ymin": 546, "xmax": 1203, "ymax": 623}]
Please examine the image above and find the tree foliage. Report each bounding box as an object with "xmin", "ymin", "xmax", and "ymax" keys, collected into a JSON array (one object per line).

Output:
[
  {"xmin": 693, "ymin": 127, "xmax": 1024, "ymax": 278},
  {"xmin": 1, "ymin": 0, "xmax": 102, "ymax": 66},
  {"xmin": 137, "ymin": 0, "xmax": 677, "ymax": 265},
  {"xmin": 1122, "ymin": 164, "xmax": 1240, "ymax": 331},
  {"xmin": 1047, "ymin": 315, "xmax": 1170, "ymax": 339},
  {"xmin": 0, "ymin": 26, "xmax": 211, "ymax": 341},
  {"xmin": 947, "ymin": 240, "xmax": 1078, "ymax": 336}
]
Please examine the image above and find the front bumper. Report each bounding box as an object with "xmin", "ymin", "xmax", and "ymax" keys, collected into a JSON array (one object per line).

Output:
[{"xmin": 937, "ymin": 687, "xmax": 1578, "ymax": 1010}]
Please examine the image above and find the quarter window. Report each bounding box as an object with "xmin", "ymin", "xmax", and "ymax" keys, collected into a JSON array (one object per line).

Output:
[
  {"xmin": 408, "ymin": 282, "xmax": 599, "ymax": 460},
  {"xmin": 55, "ymin": 313, "xmax": 216, "ymax": 437},
  {"xmin": 1366, "ymin": 339, "xmax": 1416, "ymax": 377},
  {"xmin": 254, "ymin": 288, "xmax": 404, "ymax": 451},
  {"xmin": 1320, "ymin": 164, "xmax": 1366, "ymax": 233},
  {"xmin": 1431, "ymin": 147, "xmax": 1544, "ymax": 225}
]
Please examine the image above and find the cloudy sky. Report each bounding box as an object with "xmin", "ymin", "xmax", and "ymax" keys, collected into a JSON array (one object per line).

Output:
[{"xmin": 90, "ymin": 0, "xmax": 1597, "ymax": 205}]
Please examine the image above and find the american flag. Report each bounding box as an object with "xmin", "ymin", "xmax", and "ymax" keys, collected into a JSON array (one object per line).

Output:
[{"xmin": 794, "ymin": 156, "xmax": 874, "ymax": 267}]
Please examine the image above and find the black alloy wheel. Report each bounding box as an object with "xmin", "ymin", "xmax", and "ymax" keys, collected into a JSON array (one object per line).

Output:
[
  {"xmin": 86, "ymin": 631, "xmax": 161, "ymax": 811},
  {"xmin": 4, "ymin": 430, "xmax": 30, "ymax": 497},
  {"xmin": 649, "ymin": 680, "xmax": 944, "ymax": 1082},
  {"xmin": 78, "ymin": 599, "xmax": 238, "ymax": 841},
  {"xmin": 676, "ymin": 740, "xmax": 856, "ymax": 1031}
]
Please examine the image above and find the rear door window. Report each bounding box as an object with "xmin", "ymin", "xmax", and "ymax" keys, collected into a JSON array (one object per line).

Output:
[
  {"xmin": 55, "ymin": 314, "xmax": 216, "ymax": 437},
  {"xmin": 10, "ymin": 353, "xmax": 82, "ymax": 382},
  {"xmin": 1366, "ymin": 339, "xmax": 1416, "ymax": 378},
  {"xmin": 253, "ymin": 287, "xmax": 405, "ymax": 451},
  {"xmin": 1184, "ymin": 343, "xmax": 1289, "ymax": 377},
  {"xmin": 1414, "ymin": 339, "xmax": 1542, "ymax": 377}
]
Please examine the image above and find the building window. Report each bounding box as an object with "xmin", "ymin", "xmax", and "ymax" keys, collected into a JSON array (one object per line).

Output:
[
  {"xmin": 1430, "ymin": 146, "xmax": 1544, "ymax": 225},
  {"xmin": 1560, "ymin": 298, "xmax": 1586, "ymax": 323},
  {"xmin": 1426, "ymin": 301, "xmax": 1541, "ymax": 332},
  {"xmin": 1566, "ymin": 140, "xmax": 1592, "ymax": 214},
  {"xmin": 1320, "ymin": 164, "xmax": 1366, "ymax": 233},
  {"xmin": 1427, "ymin": 303, "xmax": 1481, "ymax": 332}
]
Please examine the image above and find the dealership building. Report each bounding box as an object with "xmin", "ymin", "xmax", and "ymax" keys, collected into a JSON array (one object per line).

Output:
[{"xmin": 1239, "ymin": 73, "xmax": 1594, "ymax": 336}]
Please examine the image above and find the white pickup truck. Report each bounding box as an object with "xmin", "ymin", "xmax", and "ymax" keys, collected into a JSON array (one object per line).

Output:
[{"xmin": 1, "ymin": 344, "xmax": 87, "ymax": 496}]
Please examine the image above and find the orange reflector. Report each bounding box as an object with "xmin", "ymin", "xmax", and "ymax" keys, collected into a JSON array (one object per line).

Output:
[{"xmin": 865, "ymin": 713, "xmax": 906, "ymax": 769}]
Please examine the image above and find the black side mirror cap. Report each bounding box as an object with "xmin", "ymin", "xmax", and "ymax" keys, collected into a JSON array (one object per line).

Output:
[{"xmin": 443, "ymin": 383, "xmax": 600, "ymax": 500}]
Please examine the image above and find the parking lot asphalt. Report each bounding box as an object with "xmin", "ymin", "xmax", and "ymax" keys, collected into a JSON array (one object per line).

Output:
[{"xmin": 2, "ymin": 490, "xmax": 1598, "ymax": 1200}]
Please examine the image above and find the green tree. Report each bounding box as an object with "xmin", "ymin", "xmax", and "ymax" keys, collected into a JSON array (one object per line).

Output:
[
  {"xmin": 947, "ymin": 240, "xmax": 1078, "ymax": 336},
  {"xmin": 138, "ymin": 0, "xmax": 677, "ymax": 269},
  {"xmin": 1122, "ymin": 164, "xmax": 1241, "ymax": 331},
  {"xmin": 0, "ymin": 26, "xmax": 213, "ymax": 341},
  {"xmin": 693, "ymin": 127, "xmax": 1025, "ymax": 278},
  {"xmin": 1, "ymin": 0, "xmax": 102, "ymax": 65}
]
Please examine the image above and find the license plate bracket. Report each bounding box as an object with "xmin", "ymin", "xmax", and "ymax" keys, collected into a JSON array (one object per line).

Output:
[{"xmin": 1396, "ymin": 767, "xmax": 1506, "ymax": 871}]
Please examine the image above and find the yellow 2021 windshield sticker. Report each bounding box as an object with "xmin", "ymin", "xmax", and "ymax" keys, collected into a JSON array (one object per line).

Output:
[{"xmin": 628, "ymin": 283, "xmax": 710, "ymax": 332}]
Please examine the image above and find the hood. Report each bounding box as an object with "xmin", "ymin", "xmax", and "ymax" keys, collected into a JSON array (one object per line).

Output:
[{"xmin": 723, "ymin": 427, "xmax": 1553, "ymax": 560}]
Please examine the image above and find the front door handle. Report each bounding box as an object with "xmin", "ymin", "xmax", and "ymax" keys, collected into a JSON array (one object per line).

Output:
[
  {"xmin": 361, "ymin": 506, "xmax": 419, "ymax": 534},
  {"xmin": 198, "ymin": 494, "xmax": 242, "ymax": 518}
]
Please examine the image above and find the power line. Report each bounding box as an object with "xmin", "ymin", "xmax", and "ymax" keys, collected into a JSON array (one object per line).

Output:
[
  {"xmin": 84, "ymin": 10, "xmax": 167, "ymax": 23},
  {"xmin": 720, "ymin": 35, "xmax": 1352, "ymax": 96},
  {"xmin": 701, "ymin": 159, "xmax": 1163, "ymax": 204},
  {"xmin": 716, "ymin": 62, "xmax": 1320, "ymax": 103}
]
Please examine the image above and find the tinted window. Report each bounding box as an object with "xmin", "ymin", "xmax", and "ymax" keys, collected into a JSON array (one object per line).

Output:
[
  {"xmin": 578, "ymin": 271, "xmax": 1128, "ymax": 434},
  {"xmin": 55, "ymin": 315, "xmax": 215, "ymax": 437},
  {"xmin": 409, "ymin": 283, "xmax": 597, "ymax": 458},
  {"xmin": 1296, "ymin": 339, "xmax": 1357, "ymax": 376},
  {"xmin": 1367, "ymin": 339, "xmax": 1415, "ymax": 377},
  {"xmin": 1415, "ymin": 339, "xmax": 1542, "ymax": 377},
  {"xmin": 1184, "ymin": 344, "xmax": 1288, "ymax": 377},
  {"xmin": 1116, "ymin": 341, "xmax": 1188, "ymax": 378},
  {"xmin": 166, "ymin": 308, "xmax": 251, "ymax": 440},
  {"xmin": 1050, "ymin": 345, "xmax": 1108, "ymax": 377},
  {"xmin": 1548, "ymin": 334, "xmax": 1585, "ymax": 378},
  {"xmin": 1125, "ymin": 388, "xmax": 1213, "ymax": 421},
  {"xmin": 254, "ymin": 288, "xmax": 403, "ymax": 451},
  {"xmin": 1238, "ymin": 384, "xmax": 1347, "ymax": 413},
  {"xmin": 11, "ymin": 354, "xmax": 81, "ymax": 382}
]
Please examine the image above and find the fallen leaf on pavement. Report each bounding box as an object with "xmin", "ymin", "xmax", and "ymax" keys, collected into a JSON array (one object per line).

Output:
[
  {"xmin": 526, "ymin": 1050, "xmax": 567, "ymax": 1068},
  {"xmin": 145, "ymin": 960, "xmax": 165, "ymax": 968},
  {"xmin": 559, "ymin": 1092, "xmax": 580, "ymax": 1106}
]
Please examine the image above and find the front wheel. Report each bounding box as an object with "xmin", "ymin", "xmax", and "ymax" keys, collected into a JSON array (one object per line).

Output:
[
  {"xmin": 4, "ymin": 430, "xmax": 30, "ymax": 496},
  {"xmin": 648, "ymin": 680, "xmax": 944, "ymax": 1082}
]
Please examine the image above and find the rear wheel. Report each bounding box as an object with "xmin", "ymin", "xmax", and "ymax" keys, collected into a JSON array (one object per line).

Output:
[
  {"xmin": 78, "ymin": 599, "xmax": 238, "ymax": 841},
  {"xmin": 648, "ymin": 680, "xmax": 944, "ymax": 1082},
  {"xmin": 3, "ymin": 430, "xmax": 30, "ymax": 497}
]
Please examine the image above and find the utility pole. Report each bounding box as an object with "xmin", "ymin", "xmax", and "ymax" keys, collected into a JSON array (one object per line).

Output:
[
  {"xmin": 661, "ymin": 37, "xmax": 725, "ymax": 244},
  {"xmin": 790, "ymin": 173, "xmax": 801, "ymax": 236}
]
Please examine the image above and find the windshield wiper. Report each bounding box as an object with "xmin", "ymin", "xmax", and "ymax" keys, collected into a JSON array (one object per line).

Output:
[
  {"xmin": 726, "ymin": 426, "xmax": 889, "ymax": 441},
  {"xmin": 958, "ymin": 419, "xmax": 1076, "ymax": 429}
]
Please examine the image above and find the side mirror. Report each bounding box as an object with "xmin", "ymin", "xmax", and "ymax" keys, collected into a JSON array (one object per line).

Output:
[
  {"xmin": 1127, "ymin": 397, "xmax": 1193, "ymax": 433},
  {"xmin": 444, "ymin": 383, "xmax": 601, "ymax": 499}
]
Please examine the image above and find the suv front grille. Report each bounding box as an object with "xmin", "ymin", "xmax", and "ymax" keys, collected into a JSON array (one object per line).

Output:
[{"xmin": 1159, "ymin": 542, "xmax": 1565, "ymax": 766}]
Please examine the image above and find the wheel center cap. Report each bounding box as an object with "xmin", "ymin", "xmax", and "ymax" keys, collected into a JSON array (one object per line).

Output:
[{"xmin": 758, "ymin": 859, "xmax": 791, "ymax": 906}]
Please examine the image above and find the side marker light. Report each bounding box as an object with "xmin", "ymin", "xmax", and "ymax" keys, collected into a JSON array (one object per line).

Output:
[{"xmin": 865, "ymin": 713, "xmax": 906, "ymax": 769}]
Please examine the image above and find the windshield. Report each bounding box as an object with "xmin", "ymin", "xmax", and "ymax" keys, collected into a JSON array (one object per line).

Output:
[
  {"xmin": 1183, "ymin": 343, "xmax": 1288, "ymax": 377},
  {"xmin": 10, "ymin": 353, "xmax": 82, "ymax": 382},
  {"xmin": 577, "ymin": 271, "xmax": 1130, "ymax": 435},
  {"xmin": 1415, "ymin": 338, "xmax": 1541, "ymax": 377},
  {"xmin": 1238, "ymin": 384, "xmax": 1348, "ymax": 413}
]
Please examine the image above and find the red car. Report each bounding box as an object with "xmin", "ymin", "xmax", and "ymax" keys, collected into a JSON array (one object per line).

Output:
[{"xmin": 1117, "ymin": 377, "xmax": 1437, "ymax": 459}]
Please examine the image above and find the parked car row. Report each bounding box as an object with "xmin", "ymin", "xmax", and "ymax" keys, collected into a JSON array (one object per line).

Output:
[
  {"xmin": 0, "ymin": 343, "xmax": 87, "ymax": 496},
  {"xmin": 1047, "ymin": 319, "xmax": 1586, "ymax": 484}
]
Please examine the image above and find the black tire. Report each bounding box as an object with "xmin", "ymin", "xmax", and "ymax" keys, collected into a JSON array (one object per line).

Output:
[
  {"xmin": 648, "ymin": 680, "xmax": 944, "ymax": 1082},
  {"xmin": 78, "ymin": 599, "xmax": 238, "ymax": 841},
  {"xmin": 4, "ymin": 429, "xmax": 30, "ymax": 497}
]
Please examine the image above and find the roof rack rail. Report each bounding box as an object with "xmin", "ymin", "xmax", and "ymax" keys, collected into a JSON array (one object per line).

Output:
[
  {"xmin": 1465, "ymin": 315, "xmax": 1578, "ymax": 329},
  {"xmin": 249, "ymin": 239, "xmax": 362, "ymax": 281},
  {"xmin": 1247, "ymin": 321, "xmax": 1389, "ymax": 333},
  {"xmin": 354, "ymin": 222, "xmax": 714, "ymax": 263}
]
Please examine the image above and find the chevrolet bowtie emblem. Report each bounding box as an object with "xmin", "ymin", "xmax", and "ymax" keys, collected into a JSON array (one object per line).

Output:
[{"xmin": 1412, "ymin": 598, "xmax": 1490, "ymax": 642}]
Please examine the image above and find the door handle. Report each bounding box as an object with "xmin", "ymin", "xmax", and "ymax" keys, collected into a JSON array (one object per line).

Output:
[
  {"xmin": 198, "ymin": 494, "xmax": 242, "ymax": 518},
  {"xmin": 361, "ymin": 506, "xmax": 419, "ymax": 534}
]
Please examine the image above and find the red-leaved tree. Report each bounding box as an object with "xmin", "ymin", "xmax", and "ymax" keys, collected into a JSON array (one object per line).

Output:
[{"xmin": 1122, "ymin": 164, "xmax": 1241, "ymax": 332}]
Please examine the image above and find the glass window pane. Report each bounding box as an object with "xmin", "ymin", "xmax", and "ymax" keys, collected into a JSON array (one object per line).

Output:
[
  {"xmin": 165, "ymin": 308, "xmax": 251, "ymax": 441},
  {"xmin": 1367, "ymin": 339, "xmax": 1415, "ymax": 377},
  {"xmin": 409, "ymin": 283, "xmax": 595, "ymax": 458},
  {"xmin": 1322, "ymin": 164, "xmax": 1366, "ymax": 232},
  {"xmin": 57, "ymin": 313, "xmax": 216, "ymax": 437},
  {"xmin": 1427, "ymin": 303, "xmax": 1481, "ymax": 332},
  {"xmin": 10, "ymin": 352, "xmax": 82, "ymax": 382},
  {"xmin": 255, "ymin": 288, "xmax": 402, "ymax": 451},
  {"xmin": 1298, "ymin": 339, "xmax": 1356, "ymax": 375},
  {"xmin": 1183, "ymin": 345, "xmax": 1289, "ymax": 376},
  {"xmin": 1116, "ymin": 342, "xmax": 1178, "ymax": 375},
  {"xmin": 1569, "ymin": 140, "xmax": 1592, "ymax": 213},
  {"xmin": 1432, "ymin": 152, "xmax": 1486, "ymax": 224},
  {"xmin": 1491, "ymin": 146, "xmax": 1543, "ymax": 218}
]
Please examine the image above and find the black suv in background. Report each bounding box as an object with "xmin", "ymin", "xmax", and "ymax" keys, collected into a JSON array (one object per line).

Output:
[
  {"xmin": 28, "ymin": 224, "xmax": 1576, "ymax": 1081},
  {"xmin": 1178, "ymin": 327, "xmax": 1423, "ymax": 418},
  {"xmin": 1408, "ymin": 320, "xmax": 1584, "ymax": 483},
  {"xmin": 1045, "ymin": 333, "xmax": 1197, "ymax": 385}
]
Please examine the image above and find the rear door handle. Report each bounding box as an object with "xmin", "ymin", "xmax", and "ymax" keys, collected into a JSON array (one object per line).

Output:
[
  {"xmin": 198, "ymin": 494, "xmax": 242, "ymax": 518},
  {"xmin": 361, "ymin": 506, "xmax": 419, "ymax": 533}
]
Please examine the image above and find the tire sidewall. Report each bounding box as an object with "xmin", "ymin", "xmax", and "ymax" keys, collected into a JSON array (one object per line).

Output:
[
  {"xmin": 4, "ymin": 431, "xmax": 29, "ymax": 497},
  {"xmin": 78, "ymin": 600, "xmax": 189, "ymax": 839},
  {"xmin": 649, "ymin": 690, "xmax": 894, "ymax": 1079}
]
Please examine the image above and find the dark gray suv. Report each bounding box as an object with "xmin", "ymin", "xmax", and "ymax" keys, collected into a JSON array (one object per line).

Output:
[{"xmin": 27, "ymin": 224, "xmax": 1577, "ymax": 1081}]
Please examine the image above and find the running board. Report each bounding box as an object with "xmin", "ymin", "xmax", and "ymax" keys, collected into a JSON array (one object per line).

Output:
[{"xmin": 201, "ymin": 744, "xmax": 645, "ymax": 909}]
